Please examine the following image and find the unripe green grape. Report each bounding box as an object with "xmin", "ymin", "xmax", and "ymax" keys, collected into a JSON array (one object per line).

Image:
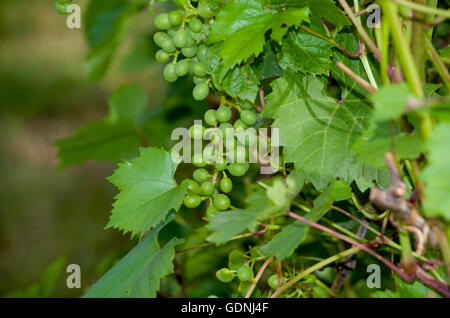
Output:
[
  {"xmin": 228, "ymin": 145, "xmax": 247, "ymax": 163},
  {"xmin": 172, "ymin": 29, "xmax": 188, "ymax": 48},
  {"xmin": 234, "ymin": 119, "xmax": 248, "ymax": 131},
  {"xmin": 268, "ymin": 274, "xmax": 286, "ymax": 290},
  {"xmin": 154, "ymin": 13, "xmax": 171, "ymax": 30},
  {"xmin": 153, "ymin": 32, "xmax": 168, "ymax": 47},
  {"xmin": 206, "ymin": 204, "xmax": 218, "ymax": 218},
  {"xmin": 192, "ymin": 152, "xmax": 207, "ymax": 167},
  {"xmin": 181, "ymin": 46, "xmax": 197, "ymax": 58},
  {"xmin": 240, "ymin": 110, "xmax": 258, "ymax": 126},
  {"xmin": 184, "ymin": 194, "xmax": 201, "ymax": 208},
  {"xmin": 189, "ymin": 18, "xmax": 203, "ymax": 33},
  {"xmin": 197, "ymin": 45, "xmax": 208, "ymax": 63},
  {"xmin": 203, "ymin": 146, "xmax": 219, "ymax": 163},
  {"xmin": 216, "ymin": 106, "xmax": 232, "ymax": 123},
  {"xmin": 236, "ymin": 130, "xmax": 257, "ymax": 147},
  {"xmin": 192, "ymin": 62, "xmax": 207, "ymax": 77},
  {"xmin": 200, "ymin": 181, "xmax": 215, "ymax": 196},
  {"xmin": 193, "ymin": 168, "xmax": 210, "ymax": 183},
  {"xmin": 193, "ymin": 76, "xmax": 207, "ymax": 85},
  {"xmin": 155, "ymin": 50, "xmax": 170, "ymax": 63},
  {"xmin": 193, "ymin": 83, "xmax": 209, "ymax": 101},
  {"xmin": 215, "ymin": 162, "xmax": 228, "ymax": 171},
  {"xmin": 184, "ymin": 30, "xmax": 195, "ymax": 48},
  {"xmin": 175, "ymin": 59, "xmax": 190, "ymax": 77},
  {"xmin": 204, "ymin": 109, "xmax": 218, "ymax": 126},
  {"xmin": 189, "ymin": 124, "xmax": 205, "ymax": 140},
  {"xmin": 197, "ymin": 2, "xmax": 214, "ymax": 18},
  {"xmin": 160, "ymin": 38, "xmax": 176, "ymax": 53},
  {"xmin": 228, "ymin": 163, "xmax": 249, "ymax": 177},
  {"xmin": 176, "ymin": 0, "xmax": 188, "ymax": 7},
  {"xmin": 163, "ymin": 64, "xmax": 178, "ymax": 82},
  {"xmin": 237, "ymin": 264, "xmax": 253, "ymax": 282},
  {"xmin": 214, "ymin": 194, "xmax": 230, "ymax": 211},
  {"xmin": 220, "ymin": 177, "xmax": 232, "ymax": 193},
  {"xmin": 216, "ymin": 268, "xmax": 235, "ymax": 283},
  {"xmin": 186, "ymin": 179, "xmax": 201, "ymax": 194},
  {"xmin": 168, "ymin": 10, "xmax": 183, "ymax": 26}
]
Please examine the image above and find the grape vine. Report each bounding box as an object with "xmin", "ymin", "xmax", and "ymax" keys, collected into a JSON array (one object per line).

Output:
[{"xmin": 55, "ymin": 0, "xmax": 450, "ymax": 298}]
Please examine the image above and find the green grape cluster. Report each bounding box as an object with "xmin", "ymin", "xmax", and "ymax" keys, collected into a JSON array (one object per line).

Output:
[
  {"xmin": 55, "ymin": 0, "xmax": 72, "ymax": 15},
  {"xmin": 153, "ymin": 1, "xmax": 214, "ymax": 101},
  {"xmin": 216, "ymin": 250, "xmax": 256, "ymax": 296}
]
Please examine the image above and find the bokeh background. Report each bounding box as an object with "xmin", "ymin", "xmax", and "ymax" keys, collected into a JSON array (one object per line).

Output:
[{"xmin": 0, "ymin": 0, "xmax": 172, "ymax": 297}]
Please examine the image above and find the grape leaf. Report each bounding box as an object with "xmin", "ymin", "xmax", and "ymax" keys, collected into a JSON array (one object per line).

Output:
[
  {"xmin": 371, "ymin": 83, "xmax": 413, "ymax": 122},
  {"xmin": 210, "ymin": 0, "xmax": 310, "ymax": 77},
  {"xmin": 279, "ymin": 29, "xmax": 334, "ymax": 75},
  {"xmin": 421, "ymin": 123, "xmax": 450, "ymax": 221},
  {"xmin": 263, "ymin": 71, "xmax": 372, "ymax": 190},
  {"xmin": 84, "ymin": 214, "xmax": 184, "ymax": 298},
  {"xmin": 57, "ymin": 84, "xmax": 148, "ymax": 168},
  {"xmin": 261, "ymin": 180, "xmax": 351, "ymax": 260},
  {"xmin": 106, "ymin": 147, "xmax": 188, "ymax": 237},
  {"xmin": 373, "ymin": 275, "xmax": 438, "ymax": 298},
  {"xmin": 254, "ymin": 42, "xmax": 284, "ymax": 80},
  {"xmin": 221, "ymin": 64, "xmax": 259, "ymax": 102}
]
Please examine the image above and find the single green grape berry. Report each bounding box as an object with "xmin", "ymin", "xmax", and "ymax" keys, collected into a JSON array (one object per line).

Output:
[
  {"xmin": 236, "ymin": 130, "xmax": 257, "ymax": 147},
  {"xmin": 220, "ymin": 177, "xmax": 232, "ymax": 193},
  {"xmin": 240, "ymin": 110, "xmax": 258, "ymax": 126},
  {"xmin": 163, "ymin": 64, "xmax": 178, "ymax": 83},
  {"xmin": 268, "ymin": 274, "xmax": 279, "ymax": 290},
  {"xmin": 175, "ymin": 59, "xmax": 190, "ymax": 77},
  {"xmin": 193, "ymin": 168, "xmax": 210, "ymax": 183},
  {"xmin": 204, "ymin": 109, "xmax": 218, "ymax": 126},
  {"xmin": 200, "ymin": 181, "xmax": 215, "ymax": 196},
  {"xmin": 176, "ymin": 0, "xmax": 188, "ymax": 7},
  {"xmin": 153, "ymin": 32, "xmax": 168, "ymax": 47},
  {"xmin": 197, "ymin": 2, "xmax": 214, "ymax": 18},
  {"xmin": 193, "ymin": 83, "xmax": 209, "ymax": 101},
  {"xmin": 189, "ymin": 18, "xmax": 203, "ymax": 33},
  {"xmin": 216, "ymin": 268, "xmax": 235, "ymax": 283},
  {"xmin": 154, "ymin": 13, "xmax": 171, "ymax": 30},
  {"xmin": 181, "ymin": 46, "xmax": 197, "ymax": 58},
  {"xmin": 192, "ymin": 152, "xmax": 206, "ymax": 167},
  {"xmin": 237, "ymin": 264, "xmax": 253, "ymax": 282},
  {"xmin": 215, "ymin": 162, "xmax": 228, "ymax": 171},
  {"xmin": 168, "ymin": 10, "xmax": 183, "ymax": 26},
  {"xmin": 155, "ymin": 50, "xmax": 170, "ymax": 63},
  {"xmin": 228, "ymin": 163, "xmax": 249, "ymax": 177},
  {"xmin": 172, "ymin": 29, "xmax": 188, "ymax": 48},
  {"xmin": 160, "ymin": 38, "xmax": 176, "ymax": 53},
  {"xmin": 184, "ymin": 30, "xmax": 195, "ymax": 47},
  {"xmin": 186, "ymin": 179, "xmax": 201, "ymax": 194},
  {"xmin": 206, "ymin": 204, "xmax": 218, "ymax": 218},
  {"xmin": 214, "ymin": 194, "xmax": 230, "ymax": 211},
  {"xmin": 189, "ymin": 124, "xmax": 205, "ymax": 140},
  {"xmin": 228, "ymin": 250, "xmax": 245, "ymax": 269},
  {"xmin": 234, "ymin": 119, "xmax": 248, "ymax": 131},
  {"xmin": 192, "ymin": 62, "xmax": 207, "ymax": 77},
  {"xmin": 216, "ymin": 106, "xmax": 232, "ymax": 123},
  {"xmin": 197, "ymin": 45, "xmax": 208, "ymax": 63},
  {"xmin": 184, "ymin": 194, "xmax": 201, "ymax": 208}
]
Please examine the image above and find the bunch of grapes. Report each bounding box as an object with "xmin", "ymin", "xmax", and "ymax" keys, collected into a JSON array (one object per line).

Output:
[
  {"xmin": 55, "ymin": 0, "xmax": 72, "ymax": 15},
  {"xmin": 183, "ymin": 102, "xmax": 261, "ymax": 215},
  {"xmin": 153, "ymin": 0, "xmax": 215, "ymax": 101}
]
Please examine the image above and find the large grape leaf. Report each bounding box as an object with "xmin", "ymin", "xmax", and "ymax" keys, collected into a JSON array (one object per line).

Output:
[
  {"xmin": 260, "ymin": 180, "xmax": 352, "ymax": 260},
  {"xmin": 263, "ymin": 71, "xmax": 372, "ymax": 190},
  {"xmin": 57, "ymin": 84, "xmax": 148, "ymax": 168},
  {"xmin": 421, "ymin": 123, "xmax": 450, "ymax": 221},
  {"xmin": 106, "ymin": 147, "xmax": 188, "ymax": 237},
  {"xmin": 279, "ymin": 29, "xmax": 334, "ymax": 75},
  {"xmin": 84, "ymin": 214, "xmax": 184, "ymax": 298},
  {"xmin": 209, "ymin": 0, "xmax": 310, "ymax": 77}
]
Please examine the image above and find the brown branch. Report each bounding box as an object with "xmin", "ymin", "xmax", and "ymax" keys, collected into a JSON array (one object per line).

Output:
[
  {"xmin": 336, "ymin": 62, "xmax": 377, "ymax": 93},
  {"xmin": 245, "ymin": 257, "xmax": 273, "ymax": 298}
]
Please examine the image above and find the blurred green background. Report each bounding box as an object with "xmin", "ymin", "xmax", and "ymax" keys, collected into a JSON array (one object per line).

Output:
[{"xmin": 0, "ymin": 0, "xmax": 172, "ymax": 297}]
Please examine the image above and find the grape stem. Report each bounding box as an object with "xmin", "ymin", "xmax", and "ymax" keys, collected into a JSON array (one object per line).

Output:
[
  {"xmin": 245, "ymin": 257, "xmax": 273, "ymax": 298},
  {"xmin": 336, "ymin": 62, "xmax": 377, "ymax": 94}
]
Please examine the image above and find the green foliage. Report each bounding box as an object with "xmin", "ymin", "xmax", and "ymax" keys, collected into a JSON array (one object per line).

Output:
[
  {"xmin": 84, "ymin": 214, "xmax": 184, "ymax": 297},
  {"xmin": 106, "ymin": 147, "xmax": 188, "ymax": 237},
  {"xmin": 54, "ymin": 0, "xmax": 450, "ymax": 299}
]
